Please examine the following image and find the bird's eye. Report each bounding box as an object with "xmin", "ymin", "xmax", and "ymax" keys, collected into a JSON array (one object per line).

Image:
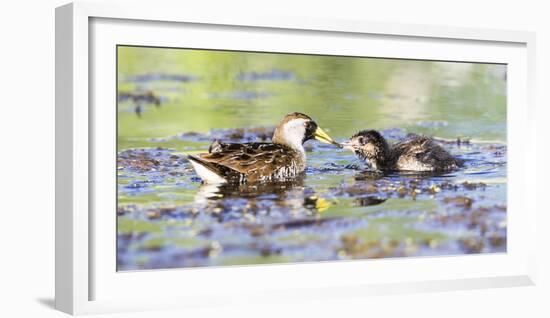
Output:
[{"xmin": 358, "ymin": 137, "xmax": 364, "ymax": 144}]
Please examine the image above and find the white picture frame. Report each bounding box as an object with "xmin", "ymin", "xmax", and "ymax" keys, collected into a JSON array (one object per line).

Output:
[{"xmin": 55, "ymin": 1, "xmax": 538, "ymax": 315}]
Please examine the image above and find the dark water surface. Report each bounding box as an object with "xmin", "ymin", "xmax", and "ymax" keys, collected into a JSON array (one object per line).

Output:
[{"xmin": 116, "ymin": 47, "xmax": 506, "ymax": 270}]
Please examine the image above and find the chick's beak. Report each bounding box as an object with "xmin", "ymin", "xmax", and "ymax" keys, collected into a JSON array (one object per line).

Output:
[
  {"xmin": 313, "ymin": 127, "xmax": 340, "ymax": 147},
  {"xmin": 340, "ymin": 140, "xmax": 355, "ymax": 151}
]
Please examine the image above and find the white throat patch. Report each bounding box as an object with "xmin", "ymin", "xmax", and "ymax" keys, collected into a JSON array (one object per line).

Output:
[{"xmin": 281, "ymin": 118, "xmax": 308, "ymax": 153}]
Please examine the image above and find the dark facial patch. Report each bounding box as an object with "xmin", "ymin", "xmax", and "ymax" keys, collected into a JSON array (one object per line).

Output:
[
  {"xmin": 352, "ymin": 130, "xmax": 385, "ymax": 146},
  {"xmin": 303, "ymin": 120, "xmax": 318, "ymax": 143}
]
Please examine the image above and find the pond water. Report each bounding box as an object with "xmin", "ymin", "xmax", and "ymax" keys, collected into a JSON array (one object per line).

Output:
[{"xmin": 116, "ymin": 46, "xmax": 507, "ymax": 270}]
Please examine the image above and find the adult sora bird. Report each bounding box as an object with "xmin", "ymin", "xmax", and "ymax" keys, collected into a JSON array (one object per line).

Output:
[
  {"xmin": 188, "ymin": 112, "xmax": 339, "ymax": 183},
  {"xmin": 341, "ymin": 130, "xmax": 462, "ymax": 172}
]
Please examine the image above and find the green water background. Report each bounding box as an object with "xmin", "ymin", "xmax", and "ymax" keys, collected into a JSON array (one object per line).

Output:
[{"xmin": 117, "ymin": 46, "xmax": 506, "ymax": 151}]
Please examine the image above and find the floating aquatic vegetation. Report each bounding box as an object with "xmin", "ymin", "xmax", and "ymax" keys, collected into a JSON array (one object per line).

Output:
[
  {"xmin": 117, "ymin": 91, "xmax": 162, "ymax": 105},
  {"xmin": 117, "ymin": 90, "xmax": 165, "ymax": 117},
  {"xmin": 148, "ymin": 126, "xmax": 277, "ymax": 147},
  {"xmin": 116, "ymin": 130, "xmax": 507, "ymax": 270}
]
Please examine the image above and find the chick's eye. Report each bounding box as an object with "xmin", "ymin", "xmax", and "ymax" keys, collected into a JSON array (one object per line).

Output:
[{"xmin": 358, "ymin": 137, "xmax": 364, "ymax": 144}]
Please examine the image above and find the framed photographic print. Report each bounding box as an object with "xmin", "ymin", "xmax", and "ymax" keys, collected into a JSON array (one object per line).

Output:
[{"xmin": 56, "ymin": 2, "xmax": 538, "ymax": 315}]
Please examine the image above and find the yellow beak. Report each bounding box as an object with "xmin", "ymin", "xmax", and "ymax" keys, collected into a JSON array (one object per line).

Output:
[{"xmin": 313, "ymin": 127, "xmax": 340, "ymax": 147}]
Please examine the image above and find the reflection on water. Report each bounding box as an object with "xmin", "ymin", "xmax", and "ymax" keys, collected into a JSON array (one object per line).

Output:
[{"xmin": 116, "ymin": 46, "xmax": 506, "ymax": 270}]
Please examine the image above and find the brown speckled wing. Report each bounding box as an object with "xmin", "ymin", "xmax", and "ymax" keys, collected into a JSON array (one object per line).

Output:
[
  {"xmin": 197, "ymin": 143, "xmax": 298, "ymax": 182},
  {"xmin": 393, "ymin": 136, "xmax": 432, "ymax": 156},
  {"xmin": 394, "ymin": 136, "xmax": 458, "ymax": 171}
]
